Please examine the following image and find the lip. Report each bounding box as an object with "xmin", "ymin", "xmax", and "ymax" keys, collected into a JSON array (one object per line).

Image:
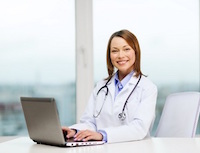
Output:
[{"xmin": 117, "ymin": 60, "xmax": 128, "ymax": 65}]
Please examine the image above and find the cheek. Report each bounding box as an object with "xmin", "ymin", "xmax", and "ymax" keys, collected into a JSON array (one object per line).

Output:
[
  {"xmin": 110, "ymin": 54, "xmax": 116, "ymax": 63},
  {"xmin": 129, "ymin": 53, "xmax": 136, "ymax": 63}
]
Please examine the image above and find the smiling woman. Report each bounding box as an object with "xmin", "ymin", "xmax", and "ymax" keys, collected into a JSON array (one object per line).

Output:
[
  {"xmin": 0, "ymin": 0, "xmax": 199, "ymax": 137},
  {"xmin": 93, "ymin": 0, "xmax": 200, "ymax": 135},
  {"xmin": 107, "ymin": 30, "xmax": 140, "ymax": 80},
  {"xmin": 110, "ymin": 36, "xmax": 136, "ymax": 80},
  {"xmin": 62, "ymin": 29, "xmax": 158, "ymax": 143}
]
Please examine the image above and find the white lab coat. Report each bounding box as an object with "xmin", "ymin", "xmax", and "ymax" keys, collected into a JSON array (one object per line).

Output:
[{"xmin": 70, "ymin": 75, "xmax": 157, "ymax": 143}]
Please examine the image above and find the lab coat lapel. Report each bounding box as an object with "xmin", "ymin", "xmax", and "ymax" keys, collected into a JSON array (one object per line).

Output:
[
  {"xmin": 128, "ymin": 75, "xmax": 142, "ymax": 87},
  {"xmin": 117, "ymin": 75, "xmax": 141, "ymax": 98},
  {"xmin": 107, "ymin": 77, "xmax": 115, "ymax": 103},
  {"xmin": 106, "ymin": 75, "xmax": 142, "ymax": 103}
]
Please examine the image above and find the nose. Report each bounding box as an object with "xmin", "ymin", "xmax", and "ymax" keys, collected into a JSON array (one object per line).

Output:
[{"xmin": 118, "ymin": 50, "xmax": 125, "ymax": 58}]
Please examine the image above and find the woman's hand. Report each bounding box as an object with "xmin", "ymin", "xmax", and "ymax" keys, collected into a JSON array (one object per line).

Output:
[
  {"xmin": 74, "ymin": 130, "xmax": 103, "ymax": 141},
  {"xmin": 62, "ymin": 126, "xmax": 76, "ymax": 139}
]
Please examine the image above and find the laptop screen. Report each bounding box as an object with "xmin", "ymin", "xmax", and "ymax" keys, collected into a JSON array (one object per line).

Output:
[{"xmin": 20, "ymin": 97, "xmax": 105, "ymax": 147}]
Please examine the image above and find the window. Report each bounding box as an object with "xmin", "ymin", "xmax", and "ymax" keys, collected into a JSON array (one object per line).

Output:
[
  {"xmin": 0, "ymin": 0, "xmax": 75, "ymax": 135},
  {"xmin": 93, "ymin": 0, "xmax": 199, "ymax": 135}
]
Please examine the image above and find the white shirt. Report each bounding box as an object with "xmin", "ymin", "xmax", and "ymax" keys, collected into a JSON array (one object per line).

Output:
[{"xmin": 114, "ymin": 70, "xmax": 134, "ymax": 99}]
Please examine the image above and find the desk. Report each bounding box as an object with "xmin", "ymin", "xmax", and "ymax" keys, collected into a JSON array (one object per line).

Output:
[
  {"xmin": 0, "ymin": 137, "xmax": 200, "ymax": 153},
  {"xmin": 0, "ymin": 136, "xmax": 18, "ymax": 143}
]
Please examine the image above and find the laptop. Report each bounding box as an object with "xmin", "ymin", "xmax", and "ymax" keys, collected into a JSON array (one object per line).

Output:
[{"xmin": 20, "ymin": 97, "xmax": 105, "ymax": 147}]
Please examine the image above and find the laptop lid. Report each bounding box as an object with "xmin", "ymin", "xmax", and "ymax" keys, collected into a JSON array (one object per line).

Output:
[
  {"xmin": 20, "ymin": 97, "xmax": 105, "ymax": 147},
  {"xmin": 21, "ymin": 97, "xmax": 66, "ymax": 146}
]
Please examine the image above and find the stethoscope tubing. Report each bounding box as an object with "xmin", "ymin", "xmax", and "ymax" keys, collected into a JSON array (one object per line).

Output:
[
  {"xmin": 121, "ymin": 75, "xmax": 141, "ymax": 112},
  {"xmin": 93, "ymin": 75, "xmax": 142, "ymax": 121}
]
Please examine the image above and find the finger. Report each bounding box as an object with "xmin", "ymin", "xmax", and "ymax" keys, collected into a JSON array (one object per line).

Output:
[
  {"xmin": 67, "ymin": 129, "xmax": 77, "ymax": 138},
  {"xmin": 83, "ymin": 132, "xmax": 102, "ymax": 141},
  {"xmin": 82, "ymin": 135, "xmax": 93, "ymax": 141},
  {"xmin": 74, "ymin": 130, "xmax": 87, "ymax": 138},
  {"xmin": 62, "ymin": 126, "xmax": 75, "ymax": 138},
  {"xmin": 74, "ymin": 130, "xmax": 91, "ymax": 141},
  {"xmin": 74, "ymin": 133, "xmax": 86, "ymax": 141},
  {"xmin": 62, "ymin": 126, "xmax": 70, "ymax": 131},
  {"xmin": 66, "ymin": 132, "xmax": 73, "ymax": 138}
]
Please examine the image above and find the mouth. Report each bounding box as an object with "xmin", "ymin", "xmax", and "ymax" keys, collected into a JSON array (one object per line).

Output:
[{"xmin": 117, "ymin": 60, "xmax": 128, "ymax": 65}]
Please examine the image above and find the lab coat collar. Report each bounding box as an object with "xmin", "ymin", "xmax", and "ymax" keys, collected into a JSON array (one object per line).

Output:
[
  {"xmin": 128, "ymin": 74, "xmax": 142, "ymax": 87},
  {"xmin": 106, "ymin": 73, "xmax": 142, "ymax": 86},
  {"xmin": 106, "ymin": 73, "xmax": 142, "ymax": 102}
]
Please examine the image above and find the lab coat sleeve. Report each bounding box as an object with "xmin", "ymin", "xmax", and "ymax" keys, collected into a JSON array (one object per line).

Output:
[
  {"xmin": 103, "ymin": 83, "xmax": 157, "ymax": 143},
  {"xmin": 69, "ymin": 84, "xmax": 100, "ymax": 131}
]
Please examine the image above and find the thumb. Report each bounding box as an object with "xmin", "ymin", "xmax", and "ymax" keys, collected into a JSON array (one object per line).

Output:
[{"xmin": 62, "ymin": 126, "xmax": 76, "ymax": 138}]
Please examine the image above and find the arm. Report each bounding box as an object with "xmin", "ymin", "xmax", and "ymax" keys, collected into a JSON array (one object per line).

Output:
[
  {"xmin": 69, "ymin": 90, "xmax": 97, "ymax": 131},
  {"xmin": 66, "ymin": 82, "xmax": 105, "ymax": 140}
]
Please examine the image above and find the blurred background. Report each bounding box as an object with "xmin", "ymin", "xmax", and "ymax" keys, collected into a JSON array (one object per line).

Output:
[{"xmin": 0, "ymin": 0, "xmax": 199, "ymax": 136}]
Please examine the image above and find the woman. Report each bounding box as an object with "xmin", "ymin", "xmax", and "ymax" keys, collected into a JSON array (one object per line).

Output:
[{"xmin": 63, "ymin": 29, "xmax": 157, "ymax": 143}]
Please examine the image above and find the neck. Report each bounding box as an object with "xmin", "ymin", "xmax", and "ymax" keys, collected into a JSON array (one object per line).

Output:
[{"xmin": 118, "ymin": 70, "xmax": 133, "ymax": 81}]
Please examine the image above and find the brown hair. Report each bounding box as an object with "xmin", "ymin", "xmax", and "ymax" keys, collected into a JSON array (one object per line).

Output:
[{"xmin": 106, "ymin": 29, "xmax": 143, "ymax": 80}]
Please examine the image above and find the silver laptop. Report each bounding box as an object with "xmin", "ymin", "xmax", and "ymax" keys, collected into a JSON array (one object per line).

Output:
[{"xmin": 20, "ymin": 97, "xmax": 105, "ymax": 147}]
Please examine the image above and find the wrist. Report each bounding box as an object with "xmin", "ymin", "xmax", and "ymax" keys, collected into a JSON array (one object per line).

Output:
[
  {"xmin": 98, "ymin": 130, "xmax": 107, "ymax": 142},
  {"xmin": 98, "ymin": 132, "xmax": 103, "ymax": 140}
]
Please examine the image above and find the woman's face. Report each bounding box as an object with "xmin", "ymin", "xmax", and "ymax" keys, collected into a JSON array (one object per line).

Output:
[{"xmin": 110, "ymin": 36, "xmax": 135, "ymax": 80}]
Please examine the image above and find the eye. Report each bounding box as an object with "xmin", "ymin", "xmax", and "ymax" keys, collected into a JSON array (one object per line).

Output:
[
  {"xmin": 124, "ymin": 48, "xmax": 131, "ymax": 51},
  {"xmin": 111, "ymin": 50, "xmax": 118, "ymax": 53}
]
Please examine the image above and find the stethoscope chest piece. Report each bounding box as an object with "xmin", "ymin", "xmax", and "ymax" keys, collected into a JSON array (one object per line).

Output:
[{"xmin": 118, "ymin": 112, "xmax": 126, "ymax": 121}]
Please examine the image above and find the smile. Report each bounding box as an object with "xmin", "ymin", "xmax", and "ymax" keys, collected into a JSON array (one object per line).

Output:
[{"xmin": 117, "ymin": 60, "xmax": 128, "ymax": 65}]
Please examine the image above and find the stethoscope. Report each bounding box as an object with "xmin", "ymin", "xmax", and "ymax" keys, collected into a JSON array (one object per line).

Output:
[{"xmin": 93, "ymin": 75, "xmax": 142, "ymax": 121}]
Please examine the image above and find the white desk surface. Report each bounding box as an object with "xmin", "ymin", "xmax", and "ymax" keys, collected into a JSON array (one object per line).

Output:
[
  {"xmin": 0, "ymin": 136, "xmax": 19, "ymax": 143},
  {"xmin": 0, "ymin": 137, "xmax": 200, "ymax": 153}
]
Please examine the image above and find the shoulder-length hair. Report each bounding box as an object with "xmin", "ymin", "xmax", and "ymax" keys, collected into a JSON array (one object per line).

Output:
[{"xmin": 106, "ymin": 29, "xmax": 143, "ymax": 80}]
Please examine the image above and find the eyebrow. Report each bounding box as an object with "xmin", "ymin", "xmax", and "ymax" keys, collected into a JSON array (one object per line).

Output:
[
  {"xmin": 111, "ymin": 45, "xmax": 130, "ymax": 49},
  {"xmin": 123, "ymin": 45, "xmax": 130, "ymax": 48}
]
